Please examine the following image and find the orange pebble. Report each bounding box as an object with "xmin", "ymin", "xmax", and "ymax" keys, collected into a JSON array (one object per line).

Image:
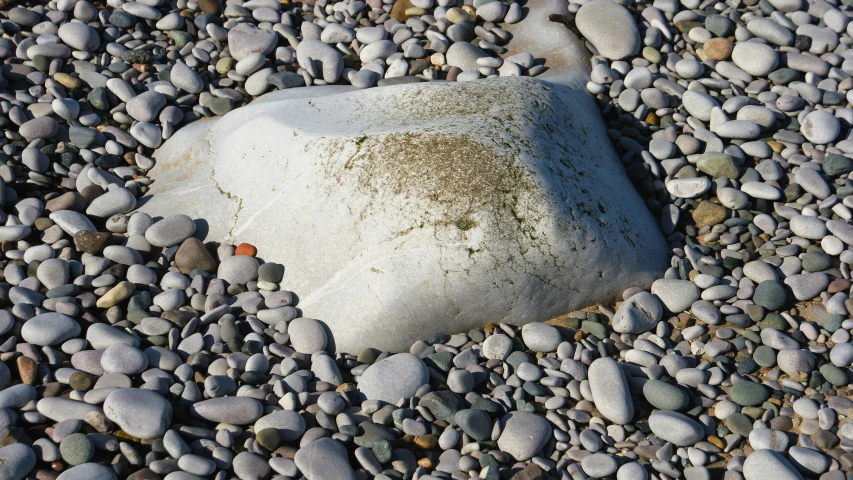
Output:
[{"xmin": 235, "ymin": 243, "xmax": 257, "ymax": 256}]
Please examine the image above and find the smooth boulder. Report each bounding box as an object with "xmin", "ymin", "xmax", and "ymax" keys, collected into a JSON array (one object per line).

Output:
[{"xmin": 143, "ymin": 62, "xmax": 666, "ymax": 355}]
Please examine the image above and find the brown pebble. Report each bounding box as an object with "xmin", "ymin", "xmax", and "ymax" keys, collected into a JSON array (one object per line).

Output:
[
  {"xmin": 16, "ymin": 356, "xmax": 37, "ymax": 385},
  {"xmin": 692, "ymin": 201, "xmax": 729, "ymax": 229},
  {"xmin": 389, "ymin": 0, "xmax": 414, "ymax": 21},
  {"xmin": 510, "ymin": 464, "xmax": 548, "ymax": 480},
  {"xmin": 35, "ymin": 468, "xmax": 59, "ymax": 480},
  {"xmin": 412, "ymin": 434, "xmax": 438, "ymax": 450},
  {"xmin": 73, "ymin": 231, "xmax": 111, "ymax": 255},
  {"xmin": 45, "ymin": 192, "xmax": 87, "ymax": 213},
  {"xmin": 175, "ymin": 237, "xmax": 218, "ymax": 274},
  {"xmin": 274, "ymin": 445, "xmax": 298, "ymax": 459},
  {"xmin": 40, "ymin": 382, "xmax": 62, "ymax": 398},
  {"xmin": 79, "ymin": 184, "xmax": 105, "ymax": 203},
  {"xmin": 197, "ymin": 0, "xmax": 222, "ymax": 14},
  {"xmin": 828, "ymin": 279, "xmax": 850, "ymax": 293},
  {"xmin": 703, "ymin": 38, "xmax": 733, "ymax": 60},
  {"xmin": 446, "ymin": 66, "xmax": 462, "ymax": 82}
]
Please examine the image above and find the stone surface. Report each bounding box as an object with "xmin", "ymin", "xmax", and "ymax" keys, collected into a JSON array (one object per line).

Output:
[
  {"xmin": 588, "ymin": 358, "xmax": 634, "ymax": 424},
  {"xmin": 743, "ymin": 450, "xmax": 804, "ymax": 480},
  {"xmin": 612, "ymin": 291, "xmax": 663, "ymax": 333},
  {"xmin": 575, "ymin": 0, "xmax": 640, "ymax": 60},
  {"xmin": 294, "ymin": 438, "xmax": 356, "ymax": 480},
  {"xmin": 648, "ymin": 411, "xmax": 705, "ymax": 446},
  {"xmin": 496, "ymin": 411, "xmax": 552, "ymax": 461},
  {"xmin": 0, "ymin": 443, "xmax": 36, "ymax": 480},
  {"xmin": 103, "ymin": 388, "xmax": 172, "ymax": 439},
  {"xmin": 142, "ymin": 77, "xmax": 667, "ymax": 353},
  {"xmin": 357, "ymin": 353, "xmax": 429, "ymax": 402}
]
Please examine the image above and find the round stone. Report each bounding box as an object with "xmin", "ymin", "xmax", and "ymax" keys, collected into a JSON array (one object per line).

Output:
[
  {"xmin": 497, "ymin": 411, "xmax": 552, "ymax": 461},
  {"xmin": 21, "ymin": 313, "xmax": 81, "ymax": 346},
  {"xmin": 588, "ymin": 358, "xmax": 634, "ymax": 425},
  {"xmin": 643, "ymin": 380, "xmax": 690, "ymax": 411},
  {"xmin": 288, "ymin": 318, "xmax": 328, "ymax": 354},
  {"xmin": 730, "ymin": 381, "xmax": 769, "ymax": 406},
  {"xmin": 743, "ymin": 449, "xmax": 804, "ymax": 480},
  {"xmin": 454, "ymin": 409, "xmax": 491, "ymax": 442},
  {"xmin": 445, "ymin": 42, "xmax": 489, "ymax": 71},
  {"xmin": 218, "ymin": 255, "xmax": 260, "ymax": 285},
  {"xmin": 520, "ymin": 323, "xmax": 561, "ymax": 352},
  {"xmin": 358, "ymin": 353, "xmax": 429, "ymax": 403},
  {"xmin": 145, "ymin": 214, "xmax": 196, "ymax": 247},
  {"xmin": 294, "ymin": 438, "xmax": 356, "ymax": 480},
  {"xmin": 0, "ymin": 443, "xmax": 36, "ymax": 480},
  {"xmin": 753, "ymin": 281, "xmax": 787, "ymax": 311},
  {"xmin": 731, "ymin": 41, "xmax": 778, "ymax": 76},
  {"xmin": 482, "ymin": 333, "xmax": 513, "ymax": 360},
  {"xmin": 651, "ymin": 279, "xmax": 700, "ymax": 313},
  {"xmin": 753, "ymin": 345, "xmax": 777, "ymax": 367},
  {"xmin": 57, "ymin": 22, "xmax": 100, "ymax": 51},
  {"xmin": 189, "ymin": 397, "xmax": 263, "ymax": 425},
  {"xmin": 254, "ymin": 410, "xmax": 306, "ymax": 442},
  {"xmin": 60, "ymin": 433, "xmax": 94, "ymax": 466},
  {"xmin": 581, "ymin": 453, "xmax": 618, "ymax": 477},
  {"xmin": 103, "ymin": 388, "xmax": 172, "ymax": 439},
  {"xmin": 648, "ymin": 410, "xmax": 705, "ymax": 446},
  {"xmin": 575, "ymin": 0, "xmax": 640, "ymax": 60},
  {"xmin": 612, "ymin": 291, "xmax": 663, "ymax": 334},
  {"xmin": 801, "ymin": 110, "xmax": 840, "ymax": 144}
]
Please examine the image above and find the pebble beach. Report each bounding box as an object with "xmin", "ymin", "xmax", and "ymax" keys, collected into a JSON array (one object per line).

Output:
[{"xmin": 0, "ymin": 0, "xmax": 850, "ymax": 479}]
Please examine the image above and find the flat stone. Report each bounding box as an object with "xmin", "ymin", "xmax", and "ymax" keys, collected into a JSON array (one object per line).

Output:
[
  {"xmin": 648, "ymin": 410, "xmax": 705, "ymax": 446},
  {"xmin": 693, "ymin": 201, "xmax": 729, "ymax": 229},
  {"xmin": 754, "ymin": 280, "xmax": 787, "ymax": 310},
  {"xmin": 57, "ymin": 463, "xmax": 118, "ymax": 480},
  {"xmin": 520, "ymin": 323, "xmax": 561, "ymax": 352},
  {"xmin": 294, "ymin": 438, "xmax": 356, "ymax": 480},
  {"xmin": 36, "ymin": 397, "xmax": 103, "ymax": 422},
  {"xmin": 254, "ymin": 410, "xmax": 306, "ymax": 442},
  {"xmin": 497, "ymin": 411, "xmax": 552, "ymax": 461},
  {"xmin": 358, "ymin": 353, "xmax": 428, "ymax": 403},
  {"xmin": 588, "ymin": 358, "xmax": 634, "ymax": 424},
  {"xmin": 575, "ymin": 0, "xmax": 640, "ymax": 60},
  {"xmin": 189, "ymin": 397, "xmax": 263, "ymax": 424},
  {"xmin": 749, "ymin": 428, "xmax": 790, "ymax": 451},
  {"xmin": 103, "ymin": 388, "xmax": 171, "ymax": 439},
  {"xmin": 581, "ymin": 453, "xmax": 618, "ymax": 477},
  {"xmin": 730, "ymin": 381, "xmax": 769, "ymax": 406},
  {"xmin": 21, "ymin": 312, "xmax": 81, "ymax": 346},
  {"xmin": 0, "ymin": 443, "xmax": 36, "ymax": 480},
  {"xmin": 218, "ymin": 255, "xmax": 259, "ymax": 285},
  {"xmin": 228, "ymin": 23, "xmax": 277, "ymax": 60},
  {"xmin": 643, "ymin": 380, "xmax": 690, "ymax": 411},
  {"xmin": 145, "ymin": 214, "xmax": 196, "ymax": 247},
  {"xmin": 288, "ymin": 318, "xmax": 328, "ymax": 353},
  {"xmin": 743, "ymin": 449, "xmax": 804, "ymax": 480},
  {"xmin": 801, "ymin": 111, "xmax": 840, "ymax": 145}
]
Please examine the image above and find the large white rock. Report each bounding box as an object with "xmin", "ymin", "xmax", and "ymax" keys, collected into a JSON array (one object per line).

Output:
[{"xmin": 140, "ymin": 0, "xmax": 667, "ymax": 353}]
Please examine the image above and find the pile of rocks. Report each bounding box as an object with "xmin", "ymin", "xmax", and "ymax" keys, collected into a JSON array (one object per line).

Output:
[
  {"xmin": 0, "ymin": 0, "xmax": 849, "ymax": 479},
  {"xmin": 578, "ymin": 0, "xmax": 853, "ymax": 478}
]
